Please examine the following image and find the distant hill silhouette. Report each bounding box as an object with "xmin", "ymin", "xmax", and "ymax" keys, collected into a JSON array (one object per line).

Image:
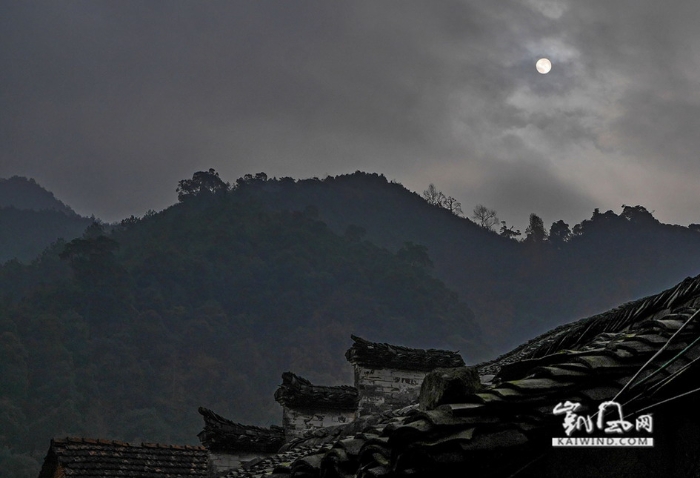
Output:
[
  {"xmin": 230, "ymin": 172, "xmax": 700, "ymax": 351},
  {"xmin": 0, "ymin": 180, "xmax": 485, "ymax": 475},
  {"xmin": 0, "ymin": 176, "xmax": 76, "ymax": 215},
  {"xmin": 4, "ymin": 169, "xmax": 700, "ymax": 478},
  {"xmin": 0, "ymin": 177, "xmax": 93, "ymax": 263}
]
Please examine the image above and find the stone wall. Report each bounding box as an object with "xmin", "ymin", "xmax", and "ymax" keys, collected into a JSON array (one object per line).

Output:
[
  {"xmin": 353, "ymin": 365, "xmax": 426, "ymax": 416},
  {"xmin": 209, "ymin": 452, "xmax": 275, "ymax": 474},
  {"xmin": 282, "ymin": 407, "xmax": 357, "ymax": 439}
]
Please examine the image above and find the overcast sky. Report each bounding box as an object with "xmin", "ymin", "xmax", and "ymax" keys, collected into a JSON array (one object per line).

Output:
[{"xmin": 2, "ymin": 1, "xmax": 700, "ymax": 230}]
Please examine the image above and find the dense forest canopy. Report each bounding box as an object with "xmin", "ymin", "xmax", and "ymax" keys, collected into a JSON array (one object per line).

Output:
[
  {"xmin": 0, "ymin": 172, "xmax": 485, "ymax": 477},
  {"xmin": 213, "ymin": 171, "xmax": 700, "ymax": 348},
  {"xmin": 0, "ymin": 177, "xmax": 77, "ymax": 215},
  {"xmin": 3, "ymin": 170, "xmax": 700, "ymax": 478},
  {"xmin": 0, "ymin": 177, "xmax": 92, "ymax": 263}
]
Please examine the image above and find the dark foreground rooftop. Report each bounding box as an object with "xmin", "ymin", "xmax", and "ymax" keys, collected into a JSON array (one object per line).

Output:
[
  {"xmin": 198, "ymin": 407, "xmax": 285, "ymax": 453},
  {"xmin": 37, "ymin": 437, "xmax": 209, "ymax": 478},
  {"xmin": 345, "ymin": 334, "xmax": 465, "ymax": 372},
  {"xmin": 225, "ymin": 274, "xmax": 700, "ymax": 477},
  {"xmin": 274, "ymin": 372, "xmax": 359, "ymax": 411}
]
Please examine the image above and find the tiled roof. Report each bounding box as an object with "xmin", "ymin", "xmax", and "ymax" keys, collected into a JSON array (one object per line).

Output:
[
  {"xmin": 223, "ymin": 406, "xmax": 418, "ymax": 478},
  {"xmin": 225, "ymin": 444, "xmax": 333, "ymax": 478},
  {"xmin": 279, "ymin": 405, "xmax": 418, "ymax": 452},
  {"xmin": 198, "ymin": 407, "xmax": 285, "ymax": 453},
  {"xmin": 235, "ymin": 274, "xmax": 700, "ymax": 477},
  {"xmin": 274, "ymin": 372, "xmax": 359, "ymax": 411},
  {"xmin": 477, "ymin": 274, "xmax": 700, "ymax": 376},
  {"xmin": 37, "ymin": 437, "xmax": 209, "ymax": 478},
  {"xmin": 345, "ymin": 335, "xmax": 466, "ymax": 372}
]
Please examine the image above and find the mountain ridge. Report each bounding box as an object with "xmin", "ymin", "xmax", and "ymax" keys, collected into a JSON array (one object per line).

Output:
[
  {"xmin": 0, "ymin": 176, "xmax": 93, "ymax": 264},
  {"xmin": 4, "ymin": 170, "xmax": 700, "ymax": 477},
  {"xmin": 0, "ymin": 180, "xmax": 487, "ymax": 477},
  {"xmin": 0, "ymin": 176, "xmax": 77, "ymax": 215}
]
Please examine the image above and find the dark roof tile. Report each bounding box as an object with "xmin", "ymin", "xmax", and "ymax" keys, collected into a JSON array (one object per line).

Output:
[
  {"xmin": 274, "ymin": 372, "xmax": 359, "ymax": 411},
  {"xmin": 652, "ymin": 318, "xmax": 687, "ymax": 331},
  {"xmin": 615, "ymin": 340, "xmax": 660, "ymax": 355},
  {"xmin": 578, "ymin": 386, "xmax": 620, "ymax": 402},
  {"xmin": 530, "ymin": 365, "xmax": 590, "ymax": 379},
  {"xmin": 476, "ymin": 275, "xmax": 700, "ymax": 376},
  {"xmin": 572, "ymin": 354, "xmax": 627, "ymax": 369},
  {"xmin": 197, "ymin": 407, "xmax": 284, "ymax": 453},
  {"xmin": 491, "ymin": 387, "xmax": 524, "ymax": 399},
  {"xmin": 234, "ymin": 275, "xmax": 700, "ymax": 477},
  {"xmin": 345, "ymin": 335, "xmax": 465, "ymax": 372},
  {"xmin": 38, "ymin": 438, "xmax": 208, "ymax": 478},
  {"xmin": 443, "ymin": 402, "xmax": 487, "ymax": 415},
  {"xmin": 459, "ymin": 428, "xmax": 528, "ymax": 451},
  {"xmin": 501, "ymin": 378, "xmax": 576, "ymax": 392},
  {"xmin": 633, "ymin": 334, "xmax": 673, "ymax": 345},
  {"xmin": 418, "ymin": 427, "xmax": 476, "ymax": 448}
]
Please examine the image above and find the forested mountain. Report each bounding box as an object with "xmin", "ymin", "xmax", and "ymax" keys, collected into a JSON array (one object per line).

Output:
[
  {"xmin": 0, "ymin": 177, "xmax": 76, "ymax": 215},
  {"xmin": 0, "ymin": 177, "xmax": 92, "ymax": 263},
  {"xmin": 0, "ymin": 180, "xmax": 485, "ymax": 476},
  {"xmin": 234, "ymin": 173, "xmax": 521, "ymax": 346},
  {"xmin": 4, "ymin": 169, "xmax": 700, "ymax": 478},
  {"xmin": 231, "ymin": 172, "xmax": 700, "ymax": 350}
]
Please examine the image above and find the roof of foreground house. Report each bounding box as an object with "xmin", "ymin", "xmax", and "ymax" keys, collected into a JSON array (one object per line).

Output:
[
  {"xmin": 37, "ymin": 437, "xmax": 209, "ymax": 478},
  {"xmin": 345, "ymin": 334, "xmax": 466, "ymax": 372},
  {"xmin": 198, "ymin": 407, "xmax": 285, "ymax": 453},
  {"xmin": 226, "ymin": 274, "xmax": 700, "ymax": 477},
  {"xmin": 224, "ymin": 406, "xmax": 418, "ymax": 478},
  {"xmin": 478, "ymin": 274, "xmax": 700, "ymax": 376},
  {"xmin": 274, "ymin": 372, "xmax": 359, "ymax": 411}
]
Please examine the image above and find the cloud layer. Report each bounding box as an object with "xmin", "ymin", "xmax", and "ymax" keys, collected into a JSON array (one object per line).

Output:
[{"xmin": 2, "ymin": 1, "xmax": 699, "ymax": 229}]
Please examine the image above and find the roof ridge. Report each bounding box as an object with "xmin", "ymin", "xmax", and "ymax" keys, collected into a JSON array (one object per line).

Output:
[
  {"xmin": 349, "ymin": 334, "xmax": 461, "ymax": 354},
  {"xmin": 52, "ymin": 436, "xmax": 205, "ymax": 451},
  {"xmin": 198, "ymin": 407, "xmax": 284, "ymax": 432},
  {"xmin": 279, "ymin": 371, "xmax": 358, "ymax": 391},
  {"xmin": 346, "ymin": 335, "xmax": 465, "ymax": 371},
  {"xmin": 477, "ymin": 274, "xmax": 700, "ymax": 375},
  {"xmin": 274, "ymin": 372, "xmax": 360, "ymax": 410}
]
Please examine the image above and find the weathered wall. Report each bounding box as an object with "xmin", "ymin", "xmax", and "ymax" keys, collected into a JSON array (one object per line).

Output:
[
  {"xmin": 354, "ymin": 365, "xmax": 425, "ymax": 416},
  {"xmin": 208, "ymin": 452, "xmax": 275, "ymax": 474},
  {"xmin": 282, "ymin": 407, "xmax": 356, "ymax": 439}
]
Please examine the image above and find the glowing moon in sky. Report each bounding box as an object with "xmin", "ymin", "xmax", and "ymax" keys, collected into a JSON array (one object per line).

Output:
[{"xmin": 536, "ymin": 58, "xmax": 552, "ymax": 74}]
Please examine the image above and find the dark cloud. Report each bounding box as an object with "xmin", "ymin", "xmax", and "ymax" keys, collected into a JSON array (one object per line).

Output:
[{"xmin": 1, "ymin": 1, "xmax": 699, "ymax": 228}]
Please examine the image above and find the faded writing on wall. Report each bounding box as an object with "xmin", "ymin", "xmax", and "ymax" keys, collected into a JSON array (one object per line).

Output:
[
  {"xmin": 282, "ymin": 407, "xmax": 356, "ymax": 439},
  {"xmin": 354, "ymin": 366, "xmax": 426, "ymax": 416},
  {"xmin": 209, "ymin": 452, "xmax": 275, "ymax": 474}
]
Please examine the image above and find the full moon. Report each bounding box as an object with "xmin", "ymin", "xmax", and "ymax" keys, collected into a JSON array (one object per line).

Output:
[{"xmin": 536, "ymin": 58, "xmax": 552, "ymax": 74}]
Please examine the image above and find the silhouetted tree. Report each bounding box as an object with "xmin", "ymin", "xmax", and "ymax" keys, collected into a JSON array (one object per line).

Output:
[
  {"xmin": 60, "ymin": 225, "xmax": 129, "ymax": 320},
  {"xmin": 549, "ymin": 220, "xmax": 571, "ymax": 247},
  {"xmin": 525, "ymin": 213, "xmax": 547, "ymax": 243},
  {"xmin": 472, "ymin": 205, "xmax": 499, "ymax": 231},
  {"xmin": 235, "ymin": 172, "xmax": 269, "ymax": 188},
  {"xmin": 119, "ymin": 215, "xmax": 140, "ymax": 230},
  {"xmin": 499, "ymin": 221, "xmax": 521, "ymax": 239},
  {"xmin": 422, "ymin": 184, "xmax": 463, "ymax": 216},
  {"xmin": 621, "ymin": 205, "xmax": 658, "ymax": 225},
  {"xmin": 177, "ymin": 169, "xmax": 228, "ymax": 202},
  {"xmin": 572, "ymin": 208, "xmax": 621, "ymax": 237},
  {"xmin": 443, "ymin": 196, "xmax": 463, "ymax": 216},
  {"xmin": 422, "ymin": 184, "xmax": 446, "ymax": 207}
]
